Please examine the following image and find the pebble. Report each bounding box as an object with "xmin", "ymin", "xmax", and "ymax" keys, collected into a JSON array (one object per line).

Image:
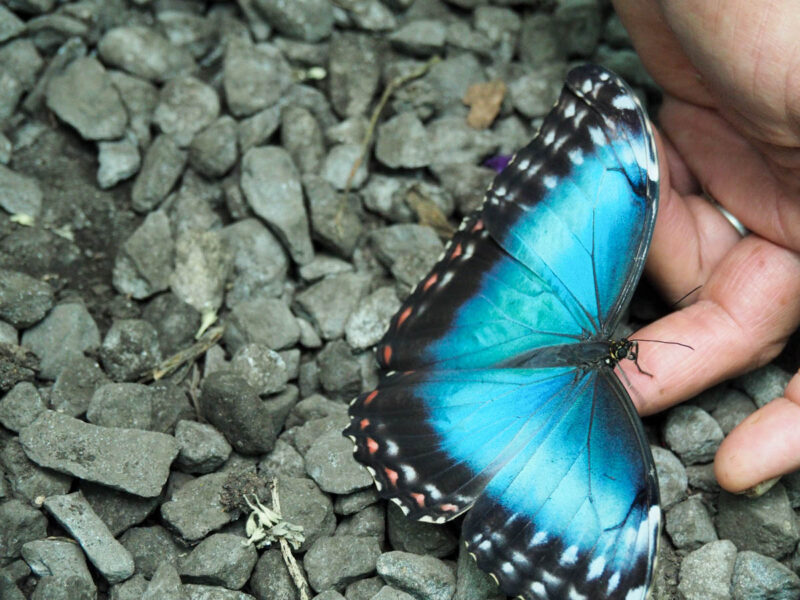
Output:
[
  {"xmin": 362, "ymin": 176, "xmax": 454, "ymax": 223},
  {"xmin": 131, "ymin": 134, "xmax": 188, "ymax": 213},
  {"xmin": 143, "ymin": 563, "xmax": 183, "ymax": 600},
  {"xmin": 370, "ymin": 224, "xmax": 444, "ymax": 288},
  {"xmin": 237, "ymin": 105, "xmax": 281, "ymax": 153},
  {"xmin": 189, "ymin": 115, "xmax": 238, "ymax": 177},
  {"xmin": 386, "ymin": 502, "xmax": 458, "ymax": 557},
  {"xmin": 45, "ymin": 56, "xmax": 127, "ymax": 140},
  {"xmin": 230, "ymin": 343, "xmax": 289, "ymax": 396},
  {"xmin": 0, "ymin": 437, "xmax": 71, "ymax": 504},
  {"xmin": 731, "ymin": 550, "xmax": 800, "ymax": 600},
  {"xmin": 710, "ymin": 388, "xmax": 757, "ymax": 434},
  {"xmin": 160, "ymin": 472, "xmax": 239, "ymax": 542},
  {"xmin": 663, "ymin": 405, "xmax": 724, "ymax": 465},
  {"xmin": 48, "ymin": 355, "xmax": 108, "ymax": 417},
  {"xmin": 508, "ymin": 64, "xmax": 567, "ymax": 118},
  {"xmin": 153, "ymin": 75, "xmax": 219, "ymax": 147},
  {"xmin": 736, "ymin": 364, "xmax": 792, "ymax": 408},
  {"xmin": 223, "ymin": 38, "xmax": 292, "ymax": 117},
  {"xmin": 184, "ymin": 584, "xmax": 256, "ymax": 599},
  {"xmin": 716, "ymin": 484, "xmax": 799, "ymax": 558},
  {"xmin": 345, "ymin": 286, "xmax": 400, "ymax": 350},
  {"xmin": 20, "ymin": 302, "xmax": 100, "ymax": 380},
  {"xmin": 305, "ymin": 429, "xmax": 372, "ymax": 494},
  {"xmin": 276, "ymin": 475, "xmax": 336, "ymax": 552},
  {"xmin": 295, "ymin": 272, "xmax": 371, "ymax": 341},
  {"xmin": 223, "ymin": 296, "xmax": 300, "ymax": 353},
  {"xmin": 170, "ymin": 230, "xmax": 231, "ymax": 317},
  {"xmin": 0, "ymin": 6, "xmax": 24, "ymax": 43},
  {"xmin": 179, "ymin": 533, "xmax": 257, "ymax": 590},
  {"xmin": 241, "ymin": 146, "xmax": 314, "ymax": 265},
  {"xmin": 43, "ymin": 492, "xmax": 134, "ymax": 584},
  {"xmin": 328, "ymin": 32, "xmax": 381, "ymax": 118},
  {"xmin": 142, "ymin": 293, "xmax": 200, "ymax": 357},
  {"xmin": 304, "ymin": 174, "xmax": 364, "ymax": 257},
  {"xmin": 97, "ymin": 135, "xmax": 141, "ymax": 189},
  {"xmin": 119, "ymin": 525, "xmax": 184, "ymax": 579},
  {"xmin": 376, "ymin": 551, "xmax": 456, "ymax": 600},
  {"xmin": 0, "ymin": 269, "xmax": 53, "ymax": 330},
  {"xmin": 98, "ymin": 25, "xmax": 196, "ymax": 83},
  {"xmin": 453, "ymin": 541, "xmax": 503, "ymax": 600},
  {"xmin": 321, "ymin": 143, "xmax": 369, "ymax": 191},
  {"xmin": 259, "ymin": 438, "xmax": 306, "ymax": 480},
  {"xmin": 85, "ymin": 382, "xmax": 154, "ymax": 430},
  {"xmin": 304, "ymin": 534, "xmax": 381, "ymax": 592},
  {"xmin": 198, "ymin": 371, "xmax": 280, "ymax": 455},
  {"xmin": 678, "ymin": 540, "xmax": 737, "ymax": 600},
  {"xmin": 220, "ymin": 219, "xmax": 289, "ymax": 306},
  {"xmin": 281, "ymin": 105, "xmax": 325, "ymax": 174},
  {"xmin": 336, "ymin": 504, "xmax": 385, "ymax": 542},
  {"xmin": 430, "ymin": 161, "xmax": 494, "ymax": 214},
  {"xmin": 651, "ymin": 445, "xmax": 688, "ymax": 509},
  {"xmin": 390, "ymin": 20, "xmax": 447, "ymax": 57},
  {"xmin": 21, "ymin": 538, "xmax": 93, "ymax": 583},
  {"xmin": 20, "ymin": 410, "xmax": 179, "ymax": 497},
  {"xmin": 174, "ymin": 420, "xmax": 232, "ymax": 474},
  {"xmin": 375, "ymin": 112, "xmax": 432, "ymax": 169},
  {"xmin": 254, "ymin": 0, "xmax": 334, "ymax": 42},
  {"xmin": 108, "ymin": 70, "xmax": 158, "ymax": 148},
  {"xmin": 346, "ymin": 577, "xmax": 385, "ymax": 600},
  {"xmin": 0, "ymin": 499, "xmax": 47, "ymax": 562},
  {"xmin": 30, "ymin": 575, "xmax": 96, "ymax": 600},
  {"xmin": 553, "ymin": 0, "xmax": 602, "ymax": 57},
  {"xmin": 249, "ymin": 548, "xmax": 304, "ymax": 600},
  {"xmin": 665, "ymin": 495, "xmax": 718, "ymax": 551},
  {"xmin": 0, "ymin": 381, "xmax": 45, "ymax": 432},
  {"xmin": 112, "ymin": 210, "xmax": 174, "ymax": 300},
  {"xmin": 427, "ymin": 116, "xmax": 499, "ymax": 165},
  {"xmin": 99, "ymin": 319, "xmax": 162, "ymax": 382},
  {"xmin": 0, "ymin": 164, "xmax": 42, "ymax": 218}
]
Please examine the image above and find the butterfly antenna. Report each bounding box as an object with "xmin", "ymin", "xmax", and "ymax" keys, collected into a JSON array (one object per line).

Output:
[
  {"xmin": 671, "ymin": 285, "xmax": 702, "ymax": 308},
  {"xmin": 631, "ymin": 339, "xmax": 694, "ymax": 351}
]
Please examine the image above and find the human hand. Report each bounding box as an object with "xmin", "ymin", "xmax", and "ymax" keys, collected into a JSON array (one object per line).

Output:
[{"xmin": 612, "ymin": 0, "xmax": 800, "ymax": 493}]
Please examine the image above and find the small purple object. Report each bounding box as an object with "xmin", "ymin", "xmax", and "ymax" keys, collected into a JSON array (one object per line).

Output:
[{"xmin": 484, "ymin": 154, "xmax": 512, "ymax": 173}]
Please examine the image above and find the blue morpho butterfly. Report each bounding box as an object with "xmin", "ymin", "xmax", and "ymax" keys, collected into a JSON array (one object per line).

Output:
[{"xmin": 345, "ymin": 64, "xmax": 661, "ymax": 600}]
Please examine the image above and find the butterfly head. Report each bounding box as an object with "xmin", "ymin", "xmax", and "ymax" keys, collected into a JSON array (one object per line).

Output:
[{"xmin": 607, "ymin": 338, "xmax": 639, "ymax": 366}]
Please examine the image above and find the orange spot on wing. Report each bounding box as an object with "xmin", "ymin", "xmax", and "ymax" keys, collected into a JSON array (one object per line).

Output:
[
  {"xmin": 359, "ymin": 418, "xmax": 370, "ymax": 430},
  {"xmin": 441, "ymin": 503, "xmax": 459, "ymax": 513},
  {"xmin": 423, "ymin": 273, "xmax": 438, "ymax": 291},
  {"xmin": 382, "ymin": 345, "xmax": 392, "ymax": 365},
  {"xmin": 384, "ymin": 468, "xmax": 399, "ymax": 486},
  {"xmin": 472, "ymin": 219, "xmax": 484, "ymax": 232},
  {"xmin": 451, "ymin": 243, "xmax": 463, "ymax": 259},
  {"xmin": 367, "ymin": 437, "xmax": 379, "ymax": 454},
  {"xmin": 411, "ymin": 492, "xmax": 425, "ymax": 507},
  {"xmin": 364, "ymin": 390, "xmax": 378, "ymax": 406},
  {"xmin": 397, "ymin": 306, "xmax": 413, "ymax": 327}
]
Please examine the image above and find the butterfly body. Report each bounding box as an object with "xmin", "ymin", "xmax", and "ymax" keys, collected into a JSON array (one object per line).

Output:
[{"xmin": 346, "ymin": 64, "xmax": 661, "ymax": 600}]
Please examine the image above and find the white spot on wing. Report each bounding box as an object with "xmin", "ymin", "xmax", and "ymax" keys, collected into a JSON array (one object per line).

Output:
[
  {"xmin": 568, "ymin": 148, "xmax": 583, "ymax": 165},
  {"xmin": 607, "ymin": 571, "xmax": 621, "ymax": 593},
  {"xmin": 530, "ymin": 531, "xmax": 547, "ymax": 546},
  {"xmin": 543, "ymin": 175, "xmax": 557, "ymax": 189},
  {"xmin": 611, "ymin": 94, "xmax": 637, "ymax": 111},
  {"xmin": 588, "ymin": 126, "xmax": 606, "ymax": 146},
  {"xmin": 587, "ymin": 556, "xmax": 606, "ymax": 580},
  {"xmin": 560, "ymin": 545, "xmax": 579, "ymax": 565},
  {"xmin": 563, "ymin": 102, "xmax": 576, "ymax": 118}
]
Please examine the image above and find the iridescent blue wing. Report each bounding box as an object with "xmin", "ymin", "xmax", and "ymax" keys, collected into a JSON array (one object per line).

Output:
[
  {"xmin": 345, "ymin": 366, "xmax": 659, "ymax": 599},
  {"xmin": 377, "ymin": 64, "xmax": 658, "ymax": 371}
]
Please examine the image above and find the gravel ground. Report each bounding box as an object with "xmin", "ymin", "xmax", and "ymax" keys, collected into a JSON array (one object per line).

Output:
[{"xmin": 0, "ymin": 1, "xmax": 799, "ymax": 599}]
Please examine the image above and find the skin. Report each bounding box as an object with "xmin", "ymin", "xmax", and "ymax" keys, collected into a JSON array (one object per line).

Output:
[{"xmin": 612, "ymin": 0, "xmax": 800, "ymax": 493}]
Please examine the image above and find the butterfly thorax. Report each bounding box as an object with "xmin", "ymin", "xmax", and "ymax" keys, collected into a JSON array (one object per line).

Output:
[{"xmin": 519, "ymin": 338, "xmax": 638, "ymax": 370}]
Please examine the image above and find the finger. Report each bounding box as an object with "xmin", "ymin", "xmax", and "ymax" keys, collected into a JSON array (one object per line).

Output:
[
  {"xmin": 622, "ymin": 235, "xmax": 800, "ymax": 415},
  {"xmin": 660, "ymin": 97, "xmax": 800, "ymax": 252},
  {"xmin": 714, "ymin": 371, "xmax": 800, "ymax": 493}
]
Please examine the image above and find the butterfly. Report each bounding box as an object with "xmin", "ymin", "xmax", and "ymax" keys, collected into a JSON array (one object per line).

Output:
[{"xmin": 345, "ymin": 64, "xmax": 661, "ymax": 600}]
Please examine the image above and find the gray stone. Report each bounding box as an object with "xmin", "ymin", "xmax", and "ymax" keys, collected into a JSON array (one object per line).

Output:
[
  {"xmin": 286, "ymin": 412, "xmax": 350, "ymax": 457},
  {"xmin": 184, "ymin": 584, "xmax": 256, "ymax": 599},
  {"xmin": 0, "ymin": 269, "xmax": 53, "ymax": 328},
  {"xmin": 190, "ymin": 116, "xmax": 238, "ymax": 177},
  {"xmin": 321, "ymin": 143, "xmax": 369, "ymax": 191},
  {"xmin": 386, "ymin": 502, "xmax": 458, "ymax": 558},
  {"xmin": 170, "ymin": 230, "xmax": 231, "ymax": 317},
  {"xmin": 259, "ymin": 439, "xmax": 306, "ymax": 479},
  {"xmin": 317, "ymin": 340, "xmax": 362, "ymax": 397},
  {"xmin": 143, "ymin": 562, "xmax": 184, "ymax": 600},
  {"xmin": 678, "ymin": 540, "xmax": 736, "ymax": 600},
  {"xmin": 179, "ymin": 533, "xmax": 257, "ymax": 590},
  {"xmin": 0, "ymin": 38, "xmax": 42, "ymax": 91},
  {"xmin": 0, "ymin": 342, "xmax": 37, "ymax": 392},
  {"xmin": 665, "ymin": 496, "xmax": 718, "ymax": 551},
  {"xmin": 161, "ymin": 472, "xmax": 239, "ymax": 542},
  {"xmin": 371, "ymin": 586, "xmax": 416, "ymax": 600},
  {"xmin": 223, "ymin": 296, "xmax": 300, "ymax": 353},
  {"xmin": 238, "ymin": 105, "xmax": 281, "ymax": 153},
  {"xmin": 304, "ymin": 174, "xmax": 364, "ymax": 258},
  {"xmin": 454, "ymin": 540, "xmax": 503, "ymax": 600},
  {"xmin": 0, "ymin": 499, "xmax": 47, "ymax": 561},
  {"xmin": 345, "ymin": 577, "xmax": 384, "ymax": 600},
  {"xmin": 112, "ymin": 211, "xmax": 174, "ymax": 300},
  {"xmin": 508, "ymin": 64, "xmax": 567, "ymax": 118},
  {"xmin": 0, "ymin": 69, "xmax": 24, "ymax": 123},
  {"xmin": 335, "ymin": 504, "xmax": 384, "ymax": 541},
  {"xmin": 254, "ymin": 0, "xmax": 334, "ymax": 41},
  {"xmin": 377, "ymin": 551, "xmax": 456, "ymax": 600},
  {"xmin": 109, "ymin": 573, "xmax": 148, "ymax": 599},
  {"xmin": 0, "ymin": 575, "xmax": 24, "ymax": 600},
  {"xmin": 49, "ymin": 355, "xmax": 108, "ymax": 417},
  {"xmin": 241, "ymin": 146, "xmax": 314, "ymax": 265},
  {"xmin": 663, "ymin": 405, "xmax": 724, "ymax": 465},
  {"xmin": 0, "ymin": 6, "xmax": 24, "ymax": 43},
  {"xmin": 361, "ymin": 176, "xmax": 454, "ymax": 224},
  {"xmin": 21, "ymin": 302, "xmax": 99, "ymax": 380},
  {"xmin": 21, "ymin": 538, "xmax": 93, "ymax": 582},
  {"xmin": 0, "ymin": 381, "xmax": 46, "ymax": 432},
  {"xmin": 710, "ymin": 388, "xmax": 758, "ymax": 434},
  {"xmin": 325, "ymin": 116, "xmax": 368, "ymax": 146},
  {"xmin": 0, "ymin": 165, "xmax": 42, "ymax": 218},
  {"xmin": 686, "ymin": 463, "xmax": 722, "ymax": 493},
  {"xmin": 430, "ymin": 161, "xmax": 494, "ymax": 215},
  {"xmin": 221, "ymin": 219, "xmax": 288, "ymax": 307},
  {"xmin": 231, "ymin": 344, "xmax": 289, "ymax": 396},
  {"xmin": 80, "ymin": 480, "xmax": 158, "ymax": 537},
  {"xmin": 518, "ymin": 14, "xmax": 565, "ymax": 68},
  {"xmin": 154, "ymin": 75, "xmax": 219, "ymax": 147},
  {"xmin": 553, "ymin": 0, "xmax": 602, "ymax": 57},
  {"xmin": 198, "ymin": 371, "xmax": 279, "ymax": 455},
  {"xmin": 223, "ymin": 39, "xmax": 292, "ymax": 117},
  {"xmin": 375, "ymin": 112, "xmax": 431, "ymax": 169},
  {"xmin": 427, "ymin": 116, "xmax": 499, "ymax": 166},
  {"xmin": 86, "ymin": 383, "xmax": 153, "ymax": 430},
  {"xmin": 176, "ymin": 420, "xmax": 232, "ymax": 474},
  {"xmin": 305, "ymin": 429, "xmax": 372, "ymax": 494},
  {"xmin": 334, "ymin": 487, "xmax": 378, "ymax": 516},
  {"xmin": 120, "ymin": 525, "xmax": 184, "ymax": 579},
  {"xmin": 276, "ymin": 476, "xmax": 336, "ymax": 552},
  {"xmin": 652, "ymin": 445, "xmax": 688, "ymax": 509},
  {"xmin": 295, "ymin": 272, "xmax": 370, "ymax": 340},
  {"xmin": 46, "ymin": 56, "xmax": 127, "ymax": 140},
  {"xmin": 20, "ymin": 411, "xmax": 179, "ymax": 497},
  {"xmin": 131, "ymin": 134, "xmax": 188, "ymax": 213},
  {"xmin": 732, "ymin": 550, "xmax": 800, "ymax": 600},
  {"xmin": 305, "ymin": 535, "xmax": 381, "ymax": 592},
  {"xmin": 345, "ymin": 287, "xmax": 400, "ymax": 350},
  {"xmin": 250, "ymin": 548, "xmax": 305, "ymax": 600},
  {"xmin": 98, "ymin": 26, "xmax": 196, "ymax": 83},
  {"xmin": 100, "ymin": 319, "xmax": 162, "ymax": 382},
  {"xmin": 98, "ymin": 135, "xmax": 141, "ymax": 189},
  {"xmin": 109, "ymin": 70, "xmax": 159, "ymax": 148},
  {"xmin": 30, "ymin": 575, "xmax": 96, "ymax": 600},
  {"xmin": 156, "ymin": 10, "xmax": 217, "ymax": 59},
  {"xmin": 737, "ymin": 364, "xmax": 792, "ymax": 408},
  {"xmin": 370, "ymin": 224, "xmax": 443, "ymax": 288},
  {"xmin": 281, "ymin": 106, "xmax": 324, "ymax": 175},
  {"xmin": 426, "ymin": 53, "xmax": 485, "ymax": 113},
  {"xmin": 44, "ymin": 492, "xmax": 135, "ymax": 584},
  {"xmin": 142, "ymin": 293, "xmax": 200, "ymax": 358},
  {"xmin": 390, "ymin": 20, "xmax": 446, "ymax": 57},
  {"xmin": 0, "ymin": 437, "xmax": 71, "ymax": 504},
  {"xmin": 716, "ymin": 484, "xmax": 799, "ymax": 558},
  {"xmin": 328, "ymin": 32, "xmax": 381, "ymax": 118}
]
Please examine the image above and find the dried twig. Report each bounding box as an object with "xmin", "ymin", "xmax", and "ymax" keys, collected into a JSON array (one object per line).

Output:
[{"xmin": 145, "ymin": 325, "xmax": 224, "ymax": 382}]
